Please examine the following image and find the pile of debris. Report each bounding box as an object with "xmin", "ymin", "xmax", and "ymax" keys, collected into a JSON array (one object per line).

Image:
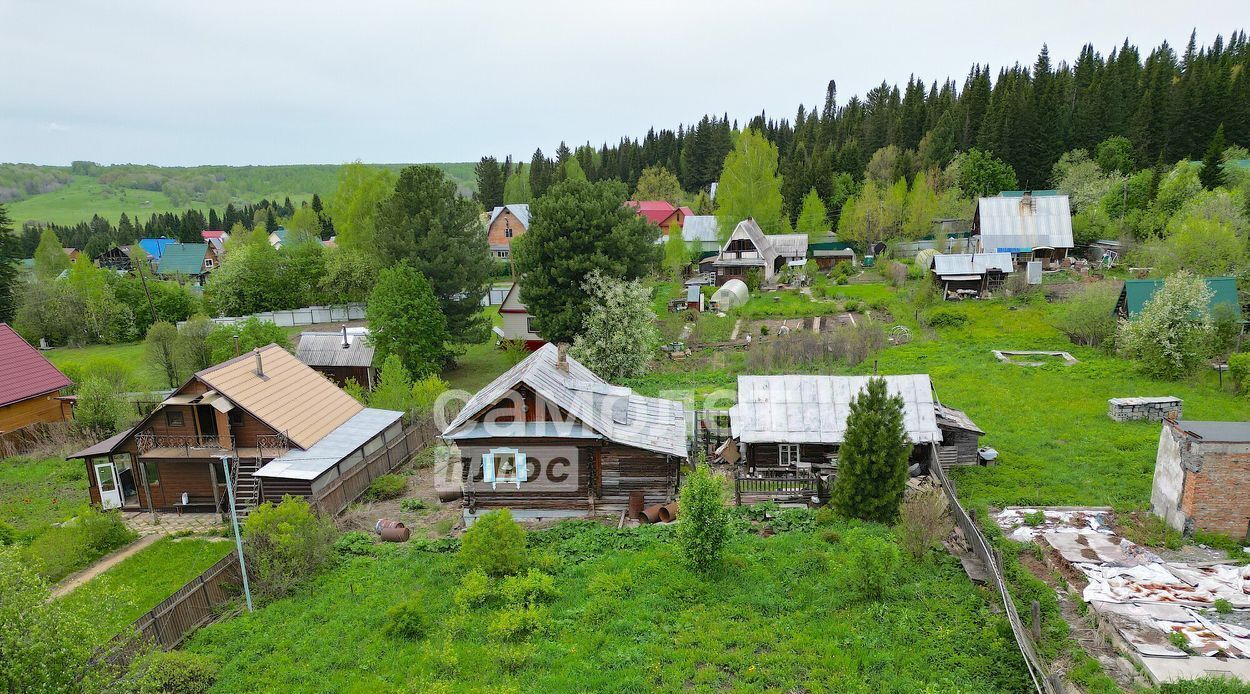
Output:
[{"xmin": 997, "ymin": 508, "xmax": 1250, "ymax": 684}]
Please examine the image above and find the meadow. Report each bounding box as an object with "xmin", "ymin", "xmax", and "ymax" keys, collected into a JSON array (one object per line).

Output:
[
  {"xmin": 0, "ymin": 455, "xmax": 86, "ymax": 536},
  {"xmin": 187, "ymin": 519, "xmax": 1032, "ymax": 693}
]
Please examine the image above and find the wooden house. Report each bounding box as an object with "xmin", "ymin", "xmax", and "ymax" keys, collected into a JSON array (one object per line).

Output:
[
  {"xmin": 0, "ymin": 323, "xmax": 73, "ymax": 450},
  {"xmin": 441, "ymin": 343, "xmax": 687, "ymax": 523},
  {"xmin": 728, "ymin": 374, "xmax": 983, "ymax": 485},
  {"xmin": 486, "ymin": 204, "xmax": 530, "ymax": 260},
  {"xmin": 624, "ymin": 200, "xmax": 677, "ymax": 229},
  {"xmin": 154, "ymin": 242, "xmax": 217, "ymax": 285},
  {"xmin": 496, "ymin": 283, "xmax": 543, "ymax": 350},
  {"xmin": 931, "ymin": 252, "xmax": 1015, "ymax": 299},
  {"xmin": 973, "ymin": 191, "xmax": 1072, "ymax": 268},
  {"xmin": 68, "ymin": 344, "xmax": 403, "ymax": 514},
  {"xmin": 296, "ymin": 326, "xmax": 377, "ymax": 389},
  {"xmin": 712, "ymin": 219, "xmax": 808, "ymax": 286},
  {"xmin": 1115, "ymin": 277, "xmax": 1242, "ymax": 321},
  {"xmin": 94, "ymin": 245, "xmax": 134, "ymax": 272}
]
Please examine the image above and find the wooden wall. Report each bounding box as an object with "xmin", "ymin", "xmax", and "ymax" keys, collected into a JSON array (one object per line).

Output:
[
  {"xmin": 598, "ymin": 444, "xmax": 675, "ymax": 508},
  {"xmin": 0, "ymin": 393, "xmax": 70, "ymax": 435}
]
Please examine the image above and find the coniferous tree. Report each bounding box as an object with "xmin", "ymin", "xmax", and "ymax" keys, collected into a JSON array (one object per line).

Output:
[
  {"xmin": 0, "ymin": 205, "xmax": 18, "ymax": 323},
  {"xmin": 473, "ymin": 156, "xmax": 506, "ymax": 211},
  {"xmin": 1200, "ymin": 123, "xmax": 1227, "ymax": 189},
  {"xmin": 830, "ymin": 377, "xmax": 911, "ymax": 523}
]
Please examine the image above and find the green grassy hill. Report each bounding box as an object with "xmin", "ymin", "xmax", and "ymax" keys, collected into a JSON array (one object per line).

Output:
[{"xmin": 2, "ymin": 162, "xmax": 477, "ymax": 226}]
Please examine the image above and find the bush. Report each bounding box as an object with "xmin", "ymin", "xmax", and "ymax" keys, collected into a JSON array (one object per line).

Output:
[
  {"xmin": 454, "ymin": 569, "xmax": 491, "ymax": 610},
  {"xmin": 363, "ymin": 474, "xmax": 407, "ymax": 502},
  {"xmin": 383, "ymin": 598, "xmax": 429, "ymax": 640},
  {"xmin": 1214, "ymin": 598, "xmax": 1233, "ymax": 615},
  {"xmin": 122, "ymin": 650, "xmax": 219, "ymax": 694},
  {"xmin": 243, "ymin": 496, "xmax": 337, "ymax": 600},
  {"xmin": 1118, "ymin": 271, "xmax": 1214, "ymax": 379},
  {"xmin": 459, "ymin": 509, "xmax": 527, "ymax": 577},
  {"xmin": 0, "ymin": 520, "xmax": 15, "ymax": 546},
  {"xmin": 400, "ymin": 498, "xmax": 428, "ymax": 513},
  {"xmin": 886, "ymin": 261, "xmax": 908, "ymax": 287},
  {"xmin": 843, "ymin": 527, "xmax": 901, "ymax": 602},
  {"xmin": 923, "ymin": 307, "xmax": 967, "ymax": 328},
  {"xmin": 24, "ymin": 505, "xmax": 137, "ymax": 582},
  {"xmin": 499, "ymin": 569, "xmax": 558, "ymax": 607},
  {"xmin": 896, "ymin": 489, "xmax": 953, "ymax": 560},
  {"xmin": 835, "ymin": 275, "xmax": 849, "ymax": 285},
  {"xmin": 677, "ymin": 462, "xmax": 728, "ymax": 572},
  {"xmin": 487, "ymin": 604, "xmax": 550, "ymax": 641},
  {"xmin": 1229, "ymin": 353, "xmax": 1250, "ymax": 393},
  {"xmin": 1055, "ymin": 283, "xmax": 1119, "ymax": 348},
  {"xmin": 333, "ymin": 531, "xmax": 375, "ymax": 557}
]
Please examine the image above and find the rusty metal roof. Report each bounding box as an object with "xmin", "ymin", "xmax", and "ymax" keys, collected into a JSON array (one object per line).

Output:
[{"xmin": 976, "ymin": 194, "xmax": 1073, "ymax": 251}]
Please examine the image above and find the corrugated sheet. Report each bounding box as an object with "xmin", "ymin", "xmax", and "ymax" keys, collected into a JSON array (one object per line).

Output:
[
  {"xmin": 770, "ymin": 234, "xmax": 809, "ymax": 258},
  {"xmin": 443, "ymin": 343, "xmax": 686, "ymax": 457},
  {"xmin": 1121, "ymin": 277, "xmax": 1241, "ymax": 319},
  {"xmin": 197, "ymin": 344, "xmax": 363, "ymax": 449},
  {"xmin": 932, "ymin": 252, "xmax": 1014, "ymax": 276},
  {"xmin": 296, "ymin": 330, "xmax": 375, "ymax": 368},
  {"xmin": 976, "ymin": 194, "xmax": 1073, "ymax": 250},
  {"xmin": 489, "ymin": 204, "xmax": 530, "ymax": 229},
  {"xmin": 155, "ymin": 243, "xmax": 208, "ymax": 276},
  {"xmin": 137, "ymin": 238, "xmax": 175, "ymax": 259},
  {"xmin": 729, "ymin": 374, "xmax": 942, "ymax": 445},
  {"xmin": 681, "ymin": 215, "xmax": 719, "ymax": 243},
  {"xmin": 0, "ymin": 323, "xmax": 73, "ymax": 408},
  {"xmin": 255, "ymin": 408, "xmax": 403, "ymax": 480}
]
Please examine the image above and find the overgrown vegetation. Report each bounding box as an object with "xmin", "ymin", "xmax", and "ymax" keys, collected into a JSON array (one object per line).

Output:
[{"xmin": 242, "ymin": 496, "xmax": 336, "ymax": 601}]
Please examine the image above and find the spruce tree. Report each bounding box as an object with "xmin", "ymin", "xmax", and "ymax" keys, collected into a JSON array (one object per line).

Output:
[
  {"xmin": 1200, "ymin": 123, "xmax": 1226, "ymax": 190},
  {"xmin": 831, "ymin": 377, "xmax": 911, "ymax": 523},
  {"xmin": 0, "ymin": 205, "xmax": 18, "ymax": 323},
  {"xmin": 474, "ymin": 156, "xmax": 505, "ymax": 211}
]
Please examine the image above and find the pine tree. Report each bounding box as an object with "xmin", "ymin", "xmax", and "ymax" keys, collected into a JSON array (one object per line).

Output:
[
  {"xmin": 1200, "ymin": 123, "xmax": 1226, "ymax": 189},
  {"xmin": 830, "ymin": 377, "xmax": 911, "ymax": 523},
  {"xmin": 0, "ymin": 205, "xmax": 18, "ymax": 323},
  {"xmin": 473, "ymin": 156, "xmax": 505, "ymax": 211}
]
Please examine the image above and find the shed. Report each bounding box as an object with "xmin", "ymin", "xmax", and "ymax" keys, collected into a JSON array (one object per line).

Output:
[
  {"xmin": 0, "ymin": 323, "xmax": 74, "ymax": 449},
  {"xmin": 1115, "ymin": 277, "xmax": 1242, "ymax": 321},
  {"xmin": 931, "ymin": 252, "xmax": 1014, "ymax": 299},
  {"xmin": 685, "ymin": 285, "xmax": 704, "ymax": 312},
  {"xmin": 973, "ymin": 192, "xmax": 1072, "ymax": 267},
  {"xmin": 296, "ymin": 326, "xmax": 377, "ymax": 389}
]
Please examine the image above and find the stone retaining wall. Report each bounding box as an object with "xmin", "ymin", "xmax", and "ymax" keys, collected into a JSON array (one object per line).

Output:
[{"xmin": 1108, "ymin": 397, "xmax": 1182, "ymax": 422}]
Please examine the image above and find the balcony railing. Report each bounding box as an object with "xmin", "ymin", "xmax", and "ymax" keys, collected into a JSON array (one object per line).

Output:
[
  {"xmin": 256, "ymin": 433, "xmax": 291, "ymax": 455},
  {"xmin": 135, "ymin": 433, "xmax": 235, "ymax": 456}
]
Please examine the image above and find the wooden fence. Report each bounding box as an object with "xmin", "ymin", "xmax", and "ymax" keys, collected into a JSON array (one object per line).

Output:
[
  {"xmin": 927, "ymin": 445, "xmax": 1062, "ymax": 694},
  {"xmin": 733, "ymin": 474, "xmax": 819, "ymax": 505},
  {"xmin": 98, "ymin": 551, "xmax": 243, "ymax": 666},
  {"xmin": 311, "ymin": 417, "xmax": 440, "ymax": 517}
]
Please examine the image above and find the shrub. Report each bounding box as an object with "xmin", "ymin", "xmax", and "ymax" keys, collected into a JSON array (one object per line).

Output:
[
  {"xmin": 1228, "ymin": 353, "xmax": 1250, "ymax": 393},
  {"xmin": 1118, "ymin": 271, "xmax": 1214, "ymax": 379},
  {"xmin": 844, "ymin": 299, "xmax": 862, "ymax": 313},
  {"xmin": 454, "ymin": 569, "xmax": 491, "ymax": 610},
  {"xmin": 459, "ymin": 509, "xmax": 527, "ymax": 577},
  {"xmin": 74, "ymin": 376, "xmax": 127, "ymax": 439},
  {"xmin": 243, "ymin": 496, "xmax": 337, "ymax": 600},
  {"xmin": 0, "ymin": 520, "xmax": 16, "ymax": 546},
  {"xmin": 383, "ymin": 598, "xmax": 430, "ymax": 639},
  {"xmin": 1023, "ymin": 510, "xmax": 1046, "ymax": 527},
  {"xmin": 843, "ymin": 527, "xmax": 901, "ymax": 602},
  {"xmin": 363, "ymin": 474, "xmax": 407, "ymax": 502},
  {"xmin": 499, "ymin": 569, "xmax": 558, "ymax": 607},
  {"xmin": 835, "ymin": 275, "xmax": 849, "ymax": 285},
  {"xmin": 923, "ymin": 307, "xmax": 966, "ymax": 328},
  {"xmin": 122, "ymin": 650, "xmax": 219, "ymax": 694},
  {"xmin": 1215, "ymin": 598, "xmax": 1233, "ymax": 615},
  {"xmin": 24, "ymin": 506, "xmax": 137, "ymax": 582},
  {"xmin": 886, "ymin": 261, "xmax": 908, "ymax": 287},
  {"xmin": 487, "ymin": 604, "xmax": 550, "ymax": 640},
  {"xmin": 677, "ymin": 462, "xmax": 728, "ymax": 572},
  {"xmin": 1211, "ymin": 303, "xmax": 1242, "ymax": 357},
  {"xmin": 333, "ymin": 531, "xmax": 375, "ymax": 557},
  {"xmin": 1055, "ymin": 283, "xmax": 1119, "ymax": 348},
  {"xmin": 400, "ymin": 498, "xmax": 428, "ymax": 513},
  {"xmin": 897, "ymin": 489, "xmax": 953, "ymax": 560}
]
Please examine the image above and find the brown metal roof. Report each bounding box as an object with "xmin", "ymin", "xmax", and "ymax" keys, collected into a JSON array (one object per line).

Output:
[{"xmin": 196, "ymin": 344, "xmax": 363, "ymax": 449}]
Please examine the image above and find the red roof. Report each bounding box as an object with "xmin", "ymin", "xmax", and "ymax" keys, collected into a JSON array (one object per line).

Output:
[
  {"xmin": 201, "ymin": 230, "xmax": 226, "ymax": 240},
  {"xmin": 0, "ymin": 323, "xmax": 72, "ymax": 408},
  {"xmin": 624, "ymin": 200, "xmax": 676, "ymax": 226}
]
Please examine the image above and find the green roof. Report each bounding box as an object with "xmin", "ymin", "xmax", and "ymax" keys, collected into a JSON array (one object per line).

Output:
[
  {"xmin": 155, "ymin": 243, "xmax": 209, "ymax": 276},
  {"xmin": 1119, "ymin": 277, "xmax": 1241, "ymax": 320}
]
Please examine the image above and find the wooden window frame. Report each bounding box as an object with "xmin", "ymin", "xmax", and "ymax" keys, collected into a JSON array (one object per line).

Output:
[{"xmin": 165, "ymin": 409, "xmax": 184, "ymax": 427}]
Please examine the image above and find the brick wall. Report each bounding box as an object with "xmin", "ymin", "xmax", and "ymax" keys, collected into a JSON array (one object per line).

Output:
[
  {"xmin": 1183, "ymin": 446, "xmax": 1250, "ymax": 538},
  {"xmin": 487, "ymin": 211, "xmax": 525, "ymax": 249}
]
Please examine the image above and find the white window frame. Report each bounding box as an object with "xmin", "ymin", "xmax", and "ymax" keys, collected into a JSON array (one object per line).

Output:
[
  {"xmin": 483, "ymin": 447, "xmax": 528, "ymax": 489},
  {"xmin": 778, "ymin": 443, "xmax": 800, "ymax": 466}
]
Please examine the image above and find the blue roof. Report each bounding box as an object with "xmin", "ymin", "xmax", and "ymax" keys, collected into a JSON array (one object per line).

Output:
[{"xmin": 137, "ymin": 238, "xmax": 175, "ymax": 259}]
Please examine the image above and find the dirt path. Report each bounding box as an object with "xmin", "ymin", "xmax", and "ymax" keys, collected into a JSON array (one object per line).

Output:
[{"xmin": 50, "ymin": 533, "xmax": 162, "ymax": 599}]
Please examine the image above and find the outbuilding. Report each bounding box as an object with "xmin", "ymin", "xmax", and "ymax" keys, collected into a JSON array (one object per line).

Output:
[
  {"xmin": 973, "ymin": 191, "xmax": 1073, "ymax": 268},
  {"xmin": 1151, "ymin": 419, "xmax": 1250, "ymax": 539},
  {"xmin": 0, "ymin": 323, "xmax": 74, "ymax": 452},
  {"xmin": 931, "ymin": 252, "xmax": 1014, "ymax": 299},
  {"xmin": 296, "ymin": 326, "xmax": 377, "ymax": 389}
]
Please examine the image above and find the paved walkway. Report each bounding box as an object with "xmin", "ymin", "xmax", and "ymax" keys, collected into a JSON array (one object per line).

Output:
[
  {"xmin": 122, "ymin": 511, "xmax": 225, "ymax": 536},
  {"xmin": 50, "ymin": 533, "xmax": 161, "ymax": 598}
]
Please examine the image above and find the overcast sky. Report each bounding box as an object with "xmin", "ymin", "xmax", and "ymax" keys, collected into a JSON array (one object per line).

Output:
[{"xmin": 1, "ymin": 1, "xmax": 1241, "ymax": 167}]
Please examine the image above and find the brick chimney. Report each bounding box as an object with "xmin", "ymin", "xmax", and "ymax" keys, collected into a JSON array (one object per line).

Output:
[{"xmin": 555, "ymin": 343, "xmax": 569, "ymax": 372}]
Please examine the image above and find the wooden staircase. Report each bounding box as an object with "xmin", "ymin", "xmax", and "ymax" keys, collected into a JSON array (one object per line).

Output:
[{"xmin": 230, "ymin": 457, "xmax": 262, "ymax": 520}]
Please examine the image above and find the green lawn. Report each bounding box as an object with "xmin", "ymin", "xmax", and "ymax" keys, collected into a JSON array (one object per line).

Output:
[
  {"xmin": 188, "ymin": 521, "xmax": 1030, "ymax": 692},
  {"xmin": 45, "ymin": 341, "xmax": 167, "ymax": 392},
  {"xmin": 58, "ymin": 537, "xmax": 233, "ymax": 638},
  {"xmin": 0, "ymin": 456, "xmax": 87, "ymax": 536}
]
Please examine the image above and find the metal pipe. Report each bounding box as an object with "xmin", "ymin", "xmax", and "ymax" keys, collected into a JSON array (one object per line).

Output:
[{"xmin": 218, "ymin": 454, "xmax": 253, "ymax": 613}]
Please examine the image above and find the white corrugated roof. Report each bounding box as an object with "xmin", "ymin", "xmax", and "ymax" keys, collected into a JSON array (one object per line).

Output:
[
  {"xmin": 296, "ymin": 329, "xmax": 375, "ymax": 368},
  {"xmin": 254, "ymin": 408, "xmax": 404, "ymax": 480},
  {"xmin": 730, "ymin": 374, "xmax": 942, "ymax": 445},
  {"xmin": 932, "ymin": 252, "xmax": 1014, "ymax": 276},
  {"xmin": 681, "ymin": 216, "xmax": 719, "ymax": 243},
  {"xmin": 443, "ymin": 344, "xmax": 687, "ymax": 457},
  {"xmin": 488, "ymin": 204, "xmax": 531, "ymax": 229},
  {"xmin": 976, "ymin": 194, "xmax": 1073, "ymax": 250}
]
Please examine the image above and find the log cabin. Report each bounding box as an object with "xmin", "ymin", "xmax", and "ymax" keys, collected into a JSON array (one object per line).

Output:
[
  {"xmin": 0, "ymin": 323, "xmax": 74, "ymax": 451},
  {"xmin": 68, "ymin": 344, "xmax": 403, "ymax": 516},
  {"xmin": 442, "ymin": 343, "xmax": 687, "ymax": 524}
]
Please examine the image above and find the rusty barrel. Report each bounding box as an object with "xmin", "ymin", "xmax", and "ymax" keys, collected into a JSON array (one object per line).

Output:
[
  {"xmin": 627, "ymin": 491, "xmax": 646, "ymax": 519},
  {"xmin": 639, "ymin": 504, "xmax": 665, "ymax": 524},
  {"xmin": 658, "ymin": 502, "xmax": 679, "ymax": 523},
  {"xmin": 379, "ymin": 526, "xmax": 411, "ymax": 543},
  {"xmin": 374, "ymin": 518, "xmax": 406, "ymax": 535}
]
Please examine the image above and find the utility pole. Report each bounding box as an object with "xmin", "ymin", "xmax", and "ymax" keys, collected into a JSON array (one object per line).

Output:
[{"xmin": 218, "ymin": 454, "xmax": 254, "ymax": 613}]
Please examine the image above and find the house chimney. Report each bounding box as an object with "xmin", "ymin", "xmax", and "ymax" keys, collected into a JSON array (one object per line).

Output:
[
  {"xmin": 555, "ymin": 343, "xmax": 569, "ymax": 372},
  {"xmin": 233, "ymin": 335, "xmax": 241, "ymax": 357},
  {"xmin": 341, "ymin": 324, "xmax": 349, "ymax": 349},
  {"xmin": 254, "ymin": 348, "xmax": 265, "ymax": 378}
]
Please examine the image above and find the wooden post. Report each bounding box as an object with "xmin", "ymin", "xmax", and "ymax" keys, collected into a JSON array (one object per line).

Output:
[
  {"xmin": 209, "ymin": 461, "xmax": 222, "ymax": 518},
  {"xmin": 1046, "ymin": 673, "xmax": 1064, "ymax": 693},
  {"xmin": 1031, "ymin": 600, "xmax": 1041, "ymax": 641}
]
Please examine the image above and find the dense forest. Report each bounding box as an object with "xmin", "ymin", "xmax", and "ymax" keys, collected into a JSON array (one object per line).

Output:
[{"xmin": 475, "ymin": 32, "xmax": 1250, "ymax": 223}]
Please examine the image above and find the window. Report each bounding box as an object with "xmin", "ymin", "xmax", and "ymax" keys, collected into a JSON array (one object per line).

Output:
[
  {"xmin": 526, "ymin": 317, "xmax": 539, "ymax": 336},
  {"xmin": 204, "ymin": 258, "xmax": 215, "ymax": 268},
  {"xmin": 779, "ymin": 443, "xmax": 800, "ymax": 466},
  {"xmin": 144, "ymin": 461, "xmax": 160, "ymax": 485},
  {"xmin": 482, "ymin": 448, "xmax": 528, "ymax": 489},
  {"xmin": 505, "ymin": 228, "xmax": 513, "ymax": 239},
  {"xmin": 228, "ymin": 408, "xmax": 243, "ymax": 426},
  {"xmin": 165, "ymin": 409, "xmax": 184, "ymax": 427}
]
